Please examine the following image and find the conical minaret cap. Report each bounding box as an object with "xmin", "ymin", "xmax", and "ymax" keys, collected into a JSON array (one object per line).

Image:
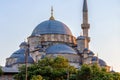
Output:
[{"xmin": 83, "ymin": 0, "xmax": 88, "ymax": 12}]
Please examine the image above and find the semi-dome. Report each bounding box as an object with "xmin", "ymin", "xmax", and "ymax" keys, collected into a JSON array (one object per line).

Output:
[
  {"xmin": 10, "ymin": 48, "xmax": 34, "ymax": 64},
  {"xmin": 46, "ymin": 44, "xmax": 76, "ymax": 54},
  {"xmin": 99, "ymin": 59, "xmax": 107, "ymax": 66},
  {"xmin": 92, "ymin": 57, "xmax": 107, "ymax": 66},
  {"xmin": 16, "ymin": 56, "xmax": 34, "ymax": 64},
  {"xmin": 31, "ymin": 20, "xmax": 72, "ymax": 36},
  {"xmin": 10, "ymin": 49, "xmax": 26, "ymax": 58}
]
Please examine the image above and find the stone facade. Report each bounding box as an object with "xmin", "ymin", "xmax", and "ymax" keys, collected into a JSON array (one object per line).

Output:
[{"xmin": 0, "ymin": 74, "xmax": 14, "ymax": 80}]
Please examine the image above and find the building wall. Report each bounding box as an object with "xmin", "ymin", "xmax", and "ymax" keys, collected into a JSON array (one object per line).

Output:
[
  {"xmin": 0, "ymin": 74, "xmax": 15, "ymax": 80},
  {"xmin": 28, "ymin": 34, "xmax": 76, "ymax": 51}
]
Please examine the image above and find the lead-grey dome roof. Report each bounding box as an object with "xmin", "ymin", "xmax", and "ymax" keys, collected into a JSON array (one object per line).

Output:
[
  {"xmin": 46, "ymin": 44, "xmax": 76, "ymax": 54},
  {"xmin": 6, "ymin": 48, "xmax": 34, "ymax": 67},
  {"xmin": 10, "ymin": 49, "xmax": 34, "ymax": 63},
  {"xmin": 99, "ymin": 59, "xmax": 107, "ymax": 66},
  {"xmin": 19, "ymin": 41, "xmax": 28, "ymax": 47},
  {"xmin": 10, "ymin": 49, "xmax": 26, "ymax": 58},
  {"xmin": 92, "ymin": 57, "xmax": 107, "ymax": 66},
  {"xmin": 31, "ymin": 20, "xmax": 72, "ymax": 36},
  {"xmin": 77, "ymin": 36, "xmax": 85, "ymax": 40}
]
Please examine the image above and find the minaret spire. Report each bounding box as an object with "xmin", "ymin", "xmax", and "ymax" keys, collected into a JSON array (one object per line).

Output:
[
  {"xmin": 49, "ymin": 6, "xmax": 55, "ymax": 20},
  {"xmin": 83, "ymin": 0, "xmax": 88, "ymax": 12},
  {"xmin": 82, "ymin": 0, "xmax": 88, "ymax": 24},
  {"xmin": 81, "ymin": 0, "xmax": 90, "ymax": 49}
]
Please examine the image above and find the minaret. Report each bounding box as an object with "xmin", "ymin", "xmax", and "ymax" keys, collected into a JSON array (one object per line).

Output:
[{"xmin": 81, "ymin": 0, "xmax": 90, "ymax": 48}]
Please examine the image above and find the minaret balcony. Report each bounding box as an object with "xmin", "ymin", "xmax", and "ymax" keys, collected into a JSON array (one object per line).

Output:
[{"xmin": 81, "ymin": 24, "xmax": 90, "ymax": 29}]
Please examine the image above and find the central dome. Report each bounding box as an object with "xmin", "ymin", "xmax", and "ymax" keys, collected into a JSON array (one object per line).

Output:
[{"xmin": 31, "ymin": 20, "xmax": 72, "ymax": 36}]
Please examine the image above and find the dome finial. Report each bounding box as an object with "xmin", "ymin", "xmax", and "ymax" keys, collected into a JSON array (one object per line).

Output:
[{"xmin": 49, "ymin": 6, "xmax": 55, "ymax": 20}]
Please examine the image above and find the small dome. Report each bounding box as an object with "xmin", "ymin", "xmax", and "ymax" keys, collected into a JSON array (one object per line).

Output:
[
  {"xmin": 92, "ymin": 56, "xmax": 97, "ymax": 61},
  {"xmin": 46, "ymin": 44, "xmax": 76, "ymax": 54},
  {"xmin": 88, "ymin": 51, "xmax": 94, "ymax": 55},
  {"xmin": 19, "ymin": 42, "xmax": 28, "ymax": 47},
  {"xmin": 83, "ymin": 48, "xmax": 89, "ymax": 51},
  {"xmin": 77, "ymin": 36, "xmax": 85, "ymax": 40},
  {"xmin": 31, "ymin": 20, "xmax": 72, "ymax": 36}
]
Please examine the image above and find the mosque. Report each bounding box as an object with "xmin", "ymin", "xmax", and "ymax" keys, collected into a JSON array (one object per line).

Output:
[{"xmin": 0, "ymin": 0, "xmax": 110, "ymax": 79}]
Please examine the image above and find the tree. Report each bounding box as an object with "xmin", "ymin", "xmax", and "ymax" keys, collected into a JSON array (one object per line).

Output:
[
  {"xmin": 76, "ymin": 64, "xmax": 92, "ymax": 80},
  {"xmin": 31, "ymin": 75, "xmax": 43, "ymax": 80},
  {"xmin": 0, "ymin": 66, "xmax": 2, "ymax": 76},
  {"xmin": 14, "ymin": 56, "xmax": 77, "ymax": 80},
  {"xmin": 112, "ymin": 72, "xmax": 120, "ymax": 80},
  {"xmin": 76, "ymin": 64, "xmax": 120, "ymax": 80}
]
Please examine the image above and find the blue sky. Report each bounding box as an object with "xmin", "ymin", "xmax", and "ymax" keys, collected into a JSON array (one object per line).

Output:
[{"xmin": 0, "ymin": 0, "xmax": 120, "ymax": 71}]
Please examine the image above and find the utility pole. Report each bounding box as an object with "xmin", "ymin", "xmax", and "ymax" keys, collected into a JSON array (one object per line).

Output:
[
  {"xmin": 25, "ymin": 45, "xmax": 29, "ymax": 80},
  {"xmin": 67, "ymin": 65, "xmax": 69, "ymax": 80}
]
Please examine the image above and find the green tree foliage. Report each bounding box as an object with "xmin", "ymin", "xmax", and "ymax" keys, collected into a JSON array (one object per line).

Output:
[
  {"xmin": 76, "ymin": 64, "xmax": 92, "ymax": 80},
  {"xmin": 112, "ymin": 72, "xmax": 120, "ymax": 80},
  {"xmin": 0, "ymin": 66, "xmax": 2, "ymax": 76},
  {"xmin": 14, "ymin": 57, "xmax": 120, "ymax": 80},
  {"xmin": 31, "ymin": 75, "xmax": 43, "ymax": 80},
  {"xmin": 77, "ymin": 64, "xmax": 120, "ymax": 80},
  {"xmin": 14, "ymin": 56, "xmax": 77, "ymax": 80}
]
